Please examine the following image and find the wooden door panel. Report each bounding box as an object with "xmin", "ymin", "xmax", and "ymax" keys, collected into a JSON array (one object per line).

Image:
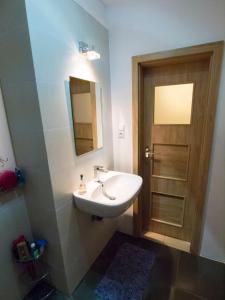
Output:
[
  {"xmin": 150, "ymin": 217, "xmax": 191, "ymax": 241},
  {"xmin": 152, "ymin": 125, "xmax": 190, "ymax": 145},
  {"xmin": 151, "ymin": 177, "xmax": 186, "ymax": 196},
  {"xmin": 143, "ymin": 59, "xmax": 210, "ymax": 242},
  {"xmin": 152, "ymin": 144, "xmax": 189, "ymax": 180},
  {"xmin": 151, "ymin": 193, "xmax": 185, "ymax": 227}
]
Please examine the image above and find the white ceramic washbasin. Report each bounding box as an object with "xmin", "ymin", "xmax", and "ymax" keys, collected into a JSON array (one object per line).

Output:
[{"xmin": 73, "ymin": 171, "xmax": 143, "ymax": 218}]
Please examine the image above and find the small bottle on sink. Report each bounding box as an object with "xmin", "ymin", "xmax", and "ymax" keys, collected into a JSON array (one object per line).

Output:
[{"xmin": 78, "ymin": 174, "xmax": 86, "ymax": 195}]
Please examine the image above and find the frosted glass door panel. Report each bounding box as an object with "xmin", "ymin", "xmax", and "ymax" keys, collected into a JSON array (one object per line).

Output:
[{"xmin": 154, "ymin": 83, "xmax": 194, "ymax": 125}]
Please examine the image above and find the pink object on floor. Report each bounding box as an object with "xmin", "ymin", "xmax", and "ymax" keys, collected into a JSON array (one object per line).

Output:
[{"xmin": 0, "ymin": 170, "xmax": 18, "ymax": 191}]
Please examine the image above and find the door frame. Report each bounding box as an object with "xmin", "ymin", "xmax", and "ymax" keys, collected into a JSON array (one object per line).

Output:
[{"xmin": 132, "ymin": 41, "xmax": 224, "ymax": 254}]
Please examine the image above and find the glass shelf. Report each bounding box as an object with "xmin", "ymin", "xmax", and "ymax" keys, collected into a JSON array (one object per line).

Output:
[
  {"xmin": 24, "ymin": 281, "xmax": 55, "ymax": 300},
  {"xmin": 20, "ymin": 261, "xmax": 49, "ymax": 286}
]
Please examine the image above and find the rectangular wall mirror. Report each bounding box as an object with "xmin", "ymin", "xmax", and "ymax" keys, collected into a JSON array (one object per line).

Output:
[{"xmin": 69, "ymin": 77, "xmax": 103, "ymax": 156}]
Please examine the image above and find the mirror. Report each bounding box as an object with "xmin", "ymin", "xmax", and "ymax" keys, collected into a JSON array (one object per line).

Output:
[
  {"xmin": 154, "ymin": 83, "xmax": 194, "ymax": 125},
  {"xmin": 69, "ymin": 77, "xmax": 103, "ymax": 156}
]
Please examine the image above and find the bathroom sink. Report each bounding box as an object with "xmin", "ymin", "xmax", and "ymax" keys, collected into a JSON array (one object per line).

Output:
[{"xmin": 73, "ymin": 171, "xmax": 143, "ymax": 218}]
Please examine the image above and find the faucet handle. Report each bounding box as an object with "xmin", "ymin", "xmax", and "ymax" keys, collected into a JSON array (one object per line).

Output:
[
  {"xmin": 95, "ymin": 179, "xmax": 104, "ymax": 185},
  {"xmin": 94, "ymin": 165, "xmax": 104, "ymax": 171},
  {"xmin": 94, "ymin": 165, "xmax": 103, "ymax": 178},
  {"xmin": 93, "ymin": 165, "xmax": 108, "ymax": 178}
]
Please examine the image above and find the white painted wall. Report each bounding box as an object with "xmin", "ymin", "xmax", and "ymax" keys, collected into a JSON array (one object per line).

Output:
[
  {"xmin": 106, "ymin": 0, "xmax": 225, "ymax": 263},
  {"xmin": 73, "ymin": 0, "xmax": 107, "ymax": 28}
]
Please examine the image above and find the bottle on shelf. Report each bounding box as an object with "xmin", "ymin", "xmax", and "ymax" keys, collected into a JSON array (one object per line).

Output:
[{"xmin": 30, "ymin": 242, "xmax": 40, "ymax": 259}]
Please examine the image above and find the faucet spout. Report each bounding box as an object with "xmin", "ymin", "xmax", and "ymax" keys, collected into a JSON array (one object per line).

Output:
[{"xmin": 95, "ymin": 179, "xmax": 116, "ymax": 200}]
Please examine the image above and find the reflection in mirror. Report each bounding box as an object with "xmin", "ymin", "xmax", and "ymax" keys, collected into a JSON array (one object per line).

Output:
[
  {"xmin": 154, "ymin": 83, "xmax": 194, "ymax": 125},
  {"xmin": 70, "ymin": 77, "xmax": 103, "ymax": 156}
]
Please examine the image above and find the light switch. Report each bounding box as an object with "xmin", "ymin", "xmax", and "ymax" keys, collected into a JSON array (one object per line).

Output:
[{"xmin": 118, "ymin": 123, "xmax": 125, "ymax": 139}]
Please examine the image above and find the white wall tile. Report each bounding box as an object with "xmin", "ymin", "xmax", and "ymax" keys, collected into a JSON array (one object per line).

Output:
[
  {"xmin": 25, "ymin": 0, "xmax": 115, "ymax": 293},
  {"xmin": 0, "ymin": 27, "xmax": 35, "ymax": 82},
  {"xmin": 0, "ymin": 0, "xmax": 27, "ymax": 35},
  {"xmin": 37, "ymin": 82, "xmax": 72, "ymax": 130},
  {"xmin": 0, "ymin": 0, "xmax": 66, "ymax": 293}
]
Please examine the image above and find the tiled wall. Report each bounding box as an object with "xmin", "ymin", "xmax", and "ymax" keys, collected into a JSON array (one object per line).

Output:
[
  {"xmin": 0, "ymin": 3, "xmax": 32, "ymax": 299},
  {"xmin": 0, "ymin": 74, "xmax": 32, "ymax": 299},
  {"xmin": 0, "ymin": 0, "xmax": 67, "ymax": 293},
  {"xmin": 25, "ymin": 0, "xmax": 116, "ymax": 293}
]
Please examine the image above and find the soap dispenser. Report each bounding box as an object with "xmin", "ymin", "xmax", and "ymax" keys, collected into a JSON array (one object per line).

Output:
[{"xmin": 78, "ymin": 174, "xmax": 86, "ymax": 195}]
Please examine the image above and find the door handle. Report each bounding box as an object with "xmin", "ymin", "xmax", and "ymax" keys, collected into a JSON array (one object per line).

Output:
[{"xmin": 145, "ymin": 146, "xmax": 154, "ymax": 159}]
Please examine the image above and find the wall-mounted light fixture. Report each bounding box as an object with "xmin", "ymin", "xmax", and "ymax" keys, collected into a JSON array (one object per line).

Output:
[{"xmin": 79, "ymin": 41, "xmax": 101, "ymax": 61}]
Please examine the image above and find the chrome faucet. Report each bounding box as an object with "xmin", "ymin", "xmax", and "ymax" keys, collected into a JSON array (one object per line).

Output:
[
  {"xmin": 94, "ymin": 165, "xmax": 108, "ymax": 178},
  {"xmin": 93, "ymin": 166, "xmax": 115, "ymax": 200}
]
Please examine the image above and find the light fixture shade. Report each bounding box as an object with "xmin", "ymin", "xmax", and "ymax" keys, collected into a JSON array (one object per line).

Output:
[
  {"xmin": 79, "ymin": 41, "xmax": 101, "ymax": 60},
  {"xmin": 86, "ymin": 50, "xmax": 101, "ymax": 61}
]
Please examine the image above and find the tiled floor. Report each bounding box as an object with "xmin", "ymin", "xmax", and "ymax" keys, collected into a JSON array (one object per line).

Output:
[{"xmin": 49, "ymin": 231, "xmax": 225, "ymax": 300}]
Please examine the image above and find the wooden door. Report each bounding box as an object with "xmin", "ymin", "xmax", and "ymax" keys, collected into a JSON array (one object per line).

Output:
[{"xmin": 142, "ymin": 59, "xmax": 210, "ymax": 241}]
